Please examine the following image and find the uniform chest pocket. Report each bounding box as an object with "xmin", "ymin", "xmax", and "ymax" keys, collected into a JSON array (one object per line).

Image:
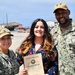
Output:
[
  {"xmin": 69, "ymin": 34, "xmax": 75, "ymax": 45},
  {"xmin": 66, "ymin": 34, "xmax": 75, "ymax": 54}
]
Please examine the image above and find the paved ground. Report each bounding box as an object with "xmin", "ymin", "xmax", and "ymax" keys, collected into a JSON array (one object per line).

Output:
[{"xmin": 10, "ymin": 32, "xmax": 29, "ymax": 52}]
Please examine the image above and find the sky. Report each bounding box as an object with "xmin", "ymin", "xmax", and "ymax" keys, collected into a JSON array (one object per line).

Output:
[{"xmin": 0, "ymin": 0, "xmax": 75, "ymax": 27}]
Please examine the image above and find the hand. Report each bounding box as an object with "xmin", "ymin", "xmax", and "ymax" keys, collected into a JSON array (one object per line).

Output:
[{"xmin": 19, "ymin": 68, "xmax": 27, "ymax": 75}]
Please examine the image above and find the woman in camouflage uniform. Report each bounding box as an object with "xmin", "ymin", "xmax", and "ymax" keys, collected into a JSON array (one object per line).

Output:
[{"xmin": 0, "ymin": 27, "xmax": 20, "ymax": 75}]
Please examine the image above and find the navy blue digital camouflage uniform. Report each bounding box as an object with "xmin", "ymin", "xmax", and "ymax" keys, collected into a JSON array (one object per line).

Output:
[
  {"xmin": 0, "ymin": 50, "xmax": 20, "ymax": 75},
  {"xmin": 51, "ymin": 19, "xmax": 75, "ymax": 75}
]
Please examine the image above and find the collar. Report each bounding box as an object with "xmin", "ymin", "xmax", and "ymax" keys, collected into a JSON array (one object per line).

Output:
[{"xmin": 0, "ymin": 50, "xmax": 10, "ymax": 60}]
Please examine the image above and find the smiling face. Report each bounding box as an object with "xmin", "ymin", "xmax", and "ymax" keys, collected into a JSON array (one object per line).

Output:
[
  {"xmin": 0, "ymin": 35, "xmax": 12, "ymax": 51},
  {"xmin": 55, "ymin": 9, "xmax": 70, "ymax": 25},
  {"xmin": 34, "ymin": 21, "xmax": 44, "ymax": 38}
]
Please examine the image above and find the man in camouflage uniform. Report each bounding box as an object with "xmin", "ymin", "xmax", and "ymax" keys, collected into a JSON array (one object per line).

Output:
[{"xmin": 51, "ymin": 2, "xmax": 75, "ymax": 75}]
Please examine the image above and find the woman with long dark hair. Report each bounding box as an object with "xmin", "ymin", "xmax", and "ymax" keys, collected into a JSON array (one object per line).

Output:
[{"xmin": 17, "ymin": 18, "xmax": 58, "ymax": 75}]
